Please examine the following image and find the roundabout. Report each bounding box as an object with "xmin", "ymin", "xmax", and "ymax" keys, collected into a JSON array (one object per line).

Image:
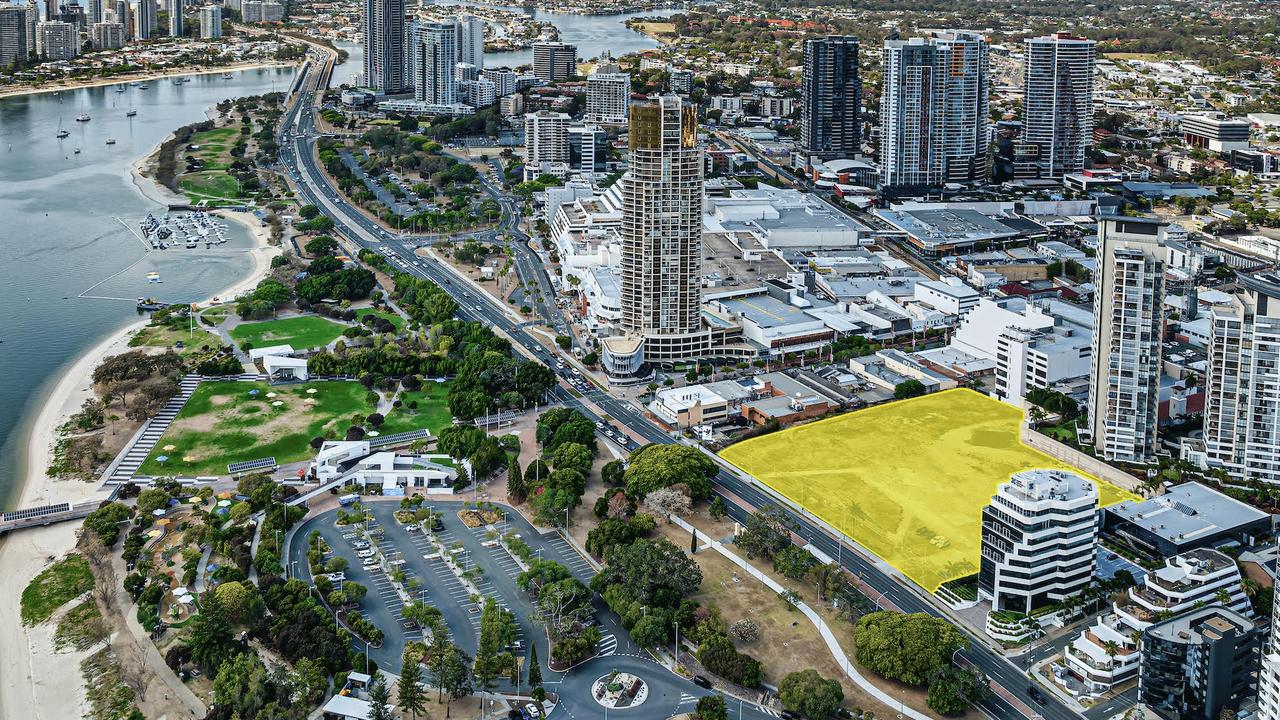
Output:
[{"xmin": 592, "ymin": 671, "xmax": 648, "ymax": 709}]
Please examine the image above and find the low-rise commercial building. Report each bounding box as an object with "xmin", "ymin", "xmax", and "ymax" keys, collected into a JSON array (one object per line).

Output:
[{"xmin": 1102, "ymin": 482, "xmax": 1272, "ymax": 559}]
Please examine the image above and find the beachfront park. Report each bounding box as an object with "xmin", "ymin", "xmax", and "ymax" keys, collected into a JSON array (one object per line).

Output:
[
  {"xmin": 718, "ymin": 388, "xmax": 1138, "ymax": 592},
  {"xmin": 227, "ymin": 315, "xmax": 348, "ymax": 351},
  {"xmin": 135, "ymin": 379, "xmax": 452, "ymax": 476}
]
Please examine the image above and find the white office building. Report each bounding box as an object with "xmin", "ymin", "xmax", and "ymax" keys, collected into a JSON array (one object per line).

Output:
[
  {"xmin": 1200, "ymin": 272, "xmax": 1280, "ymax": 484},
  {"xmin": 198, "ymin": 3, "xmax": 219, "ymax": 38},
  {"xmin": 585, "ymin": 71, "xmax": 631, "ymax": 124},
  {"xmin": 167, "ymin": 0, "xmax": 180, "ymax": 35},
  {"xmin": 1023, "ymin": 32, "xmax": 1095, "ymax": 178},
  {"xmin": 1065, "ymin": 548, "xmax": 1250, "ymax": 693},
  {"xmin": 411, "ymin": 20, "xmax": 457, "ymax": 106},
  {"xmin": 1086, "ymin": 217, "xmax": 1168, "ymax": 463},
  {"xmin": 880, "ymin": 30, "xmax": 989, "ymax": 189},
  {"xmin": 36, "ymin": 20, "xmax": 76, "ymax": 58},
  {"xmin": 523, "ymin": 110, "xmax": 570, "ymax": 180},
  {"xmin": 978, "ymin": 469, "xmax": 1098, "ymax": 613},
  {"xmin": 455, "ymin": 14, "xmax": 482, "ymax": 69}
]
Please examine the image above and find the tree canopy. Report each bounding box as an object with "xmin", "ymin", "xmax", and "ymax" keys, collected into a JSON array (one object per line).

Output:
[
  {"xmin": 853, "ymin": 611, "xmax": 969, "ymax": 686},
  {"xmin": 778, "ymin": 669, "xmax": 844, "ymax": 720},
  {"xmin": 622, "ymin": 444, "xmax": 717, "ymax": 500}
]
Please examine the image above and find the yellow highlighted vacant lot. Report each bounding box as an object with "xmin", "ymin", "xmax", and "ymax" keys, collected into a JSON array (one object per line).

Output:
[{"xmin": 719, "ymin": 388, "xmax": 1137, "ymax": 592}]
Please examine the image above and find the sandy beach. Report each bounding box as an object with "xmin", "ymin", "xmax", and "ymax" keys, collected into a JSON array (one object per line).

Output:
[
  {"xmin": 0, "ymin": 60, "xmax": 296, "ymax": 101},
  {"xmin": 0, "ymin": 128, "xmax": 280, "ymax": 720}
]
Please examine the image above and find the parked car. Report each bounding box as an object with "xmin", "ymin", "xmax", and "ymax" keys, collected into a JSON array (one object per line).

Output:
[
  {"xmin": 692, "ymin": 675, "xmax": 713, "ymax": 689},
  {"xmin": 352, "ymin": 540, "xmax": 370, "ymax": 550},
  {"xmin": 326, "ymin": 572, "xmax": 345, "ymax": 582},
  {"xmin": 356, "ymin": 549, "xmax": 375, "ymax": 559},
  {"xmin": 362, "ymin": 557, "xmax": 379, "ymax": 567},
  {"xmin": 524, "ymin": 703, "xmax": 542, "ymax": 719}
]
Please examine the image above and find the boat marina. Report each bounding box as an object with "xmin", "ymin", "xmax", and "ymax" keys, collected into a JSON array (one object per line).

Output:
[{"xmin": 140, "ymin": 211, "xmax": 233, "ymax": 250}]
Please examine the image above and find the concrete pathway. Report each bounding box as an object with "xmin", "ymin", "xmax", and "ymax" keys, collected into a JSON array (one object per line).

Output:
[
  {"xmin": 109, "ymin": 552, "xmax": 208, "ymax": 718},
  {"xmin": 193, "ymin": 545, "xmax": 213, "ymax": 593},
  {"xmin": 668, "ymin": 514, "xmax": 933, "ymax": 720}
]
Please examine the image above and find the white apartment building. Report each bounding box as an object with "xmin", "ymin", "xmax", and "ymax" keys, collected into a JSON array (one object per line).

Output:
[
  {"xmin": 411, "ymin": 21, "xmax": 457, "ymax": 106},
  {"xmin": 1023, "ymin": 32, "xmax": 1095, "ymax": 178},
  {"xmin": 132, "ymin": 0, "xmax": 154, "ymax": 39},
  {"xmin": 1201, "ymin": 272, "xmax": 1280, "ymax": 484},
  {"xmin": 880, "ymin": 31, "xmax": 989, "ymax": 189},
  {"xmin": 1258, "ymin": 590, "xmax": 1280, "ymax": 720},
  {"xmin": 240, "ymin": 0, "xmax": 282, "ymax": 22},
  {"xmin": 978, "ymin": 469, "xmax": 1098, "ymax": 613},
  {"xmin": 168, "ymin": 0, "xmax": 180, "ymax": 36},
  {"xmin": 198, "ymin": 4, "xmax": 220, "ymax": 39},
  {"xmin": 91, "ymin": 20, "xmax": 123, "ymax": 48},
  {"xmin": 585, "ymin": 72, "xmax": 630, "ymax": 124},
  {"xmin": 455, "ymin": 14, "xmax": 483, "ymax": 68},
  {"xmin": 1086, "ymin": 217, "xmax": 1168, "ymax": 463},
  {"xmin": 523, "ymin": 110, "xmax": 570, "ymax": 181},
  {"xmin": 1065, "ymin": 548, "xmax": 1250, "ymax": 693},
  {"xmin": 35, "ymin": 20, "xmax": 76, "ymax": 59},
  {"xmin": 481, "ymin": 67, "xmax": 517, "ymax": 97}
]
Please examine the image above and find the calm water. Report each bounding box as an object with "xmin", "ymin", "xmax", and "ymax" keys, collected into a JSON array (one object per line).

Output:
[
  {"xmin": 431, "ymin": 1, "xmax": 681, "ymax": 67},
  {"xmin": 0, "ymin": 67, "xmax": 295, "ymax": 507}
]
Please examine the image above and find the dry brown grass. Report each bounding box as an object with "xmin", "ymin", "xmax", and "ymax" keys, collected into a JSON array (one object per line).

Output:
[{"xmin": 656, "ymin": 516, "xmax": 979, "ymax": 720}]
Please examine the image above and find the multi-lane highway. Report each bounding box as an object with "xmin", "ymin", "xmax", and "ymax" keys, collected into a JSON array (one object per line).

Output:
[{"xmin": 276, "ymin": 65, "xmax": 1072, "ymax": 720}]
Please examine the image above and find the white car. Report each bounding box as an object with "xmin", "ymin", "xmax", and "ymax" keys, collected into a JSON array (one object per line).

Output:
[
  {"xmin": 356, "ymin": 549, "xmax": 375, "ymax": 559},
  {"xmin": 352, "ymin": 541, "xmax": 370, "ymax": 550},
  {"xmin": 326, "ymin": 572, "xmax": 346, "ymax": 582},
  {"xmin": 361, "ymin": 557, "xmax": 379, "ymax": 567}
]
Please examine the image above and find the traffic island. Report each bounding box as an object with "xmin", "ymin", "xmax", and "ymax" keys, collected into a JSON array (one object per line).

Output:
[{"xmin": 592, "ymin": 671, "xmax": 648, "ymax": 709}]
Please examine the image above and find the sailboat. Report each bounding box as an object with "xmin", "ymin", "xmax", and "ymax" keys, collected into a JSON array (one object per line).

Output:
[
  {"xmin": 126, "ymin": 109, "xmax": 137, "ymax": 117},
  {"xmin": 56, "ymin": 117, "xmax": 69, "ymax": 139}
]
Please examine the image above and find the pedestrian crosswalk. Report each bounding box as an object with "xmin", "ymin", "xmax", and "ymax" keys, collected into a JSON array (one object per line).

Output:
[
  {"xmin": 596, "ymin": 633, "xmax": 617, "ymax": 657},
  {"xmin": 678, "ymin": 693, "xmax": 698, "ymax": 705},
  {"xmin": 757, "ymin": 707, "xmax": 781, "ymax": 717}
]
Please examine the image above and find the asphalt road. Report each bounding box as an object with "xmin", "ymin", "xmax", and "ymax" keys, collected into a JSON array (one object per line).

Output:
[{"xmin": 276, "ymin": 70, "xmax": 1069, "ymax": 720}]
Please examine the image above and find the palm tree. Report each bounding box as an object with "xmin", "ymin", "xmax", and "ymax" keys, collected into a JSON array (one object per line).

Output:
[
  {"xmin": 1216, "ymin": 588, "xmax": 1233, "ymax": 606},
  {"xmin": 1102, "ymin": 640, "xmax": 1120, "ymax": 667}
]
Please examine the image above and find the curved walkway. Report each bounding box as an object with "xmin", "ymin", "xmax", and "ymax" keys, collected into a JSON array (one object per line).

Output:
[{"xmin": 668, "ymin": 514, "xmax": 932, "ymax": 720}]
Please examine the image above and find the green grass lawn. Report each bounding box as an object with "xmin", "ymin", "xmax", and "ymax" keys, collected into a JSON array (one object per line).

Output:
[
  {"xmin": 180, "ymin": 172, "xmax": 242, "ymax": 201},
  {"xmin": 130, "ymin": 324, "xmax": 223, "ymax": 357},
  {"xmin": 359, "ymin": 308, "xmax": 406, "ymax": 333},
  {"xmin": 230, "ymin": 315, "xmax": 347, "ymax": 350},
  {"xmin": 21, "ymin": 554, "xmax": 93, "ymax": 626},
  {"xmin": 137, "ymin": 380, "xmax": 452, "ymax": 476},
  {"xmin": 382, "ymin": 382, "xmax": 453, "ymax": 435}
]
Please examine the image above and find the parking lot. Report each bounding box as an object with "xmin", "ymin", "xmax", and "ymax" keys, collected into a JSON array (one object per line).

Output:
[{"xmin": 288, "ymin": 498, "xmax": 627, "ymax": 679}]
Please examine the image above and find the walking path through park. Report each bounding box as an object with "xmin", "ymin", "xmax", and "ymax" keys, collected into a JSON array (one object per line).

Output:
[{"xmin": 669, "ymin": 514, "xmax": 932, "ymax": 720}]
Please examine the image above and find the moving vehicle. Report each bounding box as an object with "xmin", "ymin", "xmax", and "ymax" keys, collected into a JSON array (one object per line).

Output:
[
  {"xmin": 1027, "ymin": 686, "xmax": 1047, "ymax": 705},
  {"xmin": 338, "ymin": 493, "xmax": 359, "ymax": 506}
]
